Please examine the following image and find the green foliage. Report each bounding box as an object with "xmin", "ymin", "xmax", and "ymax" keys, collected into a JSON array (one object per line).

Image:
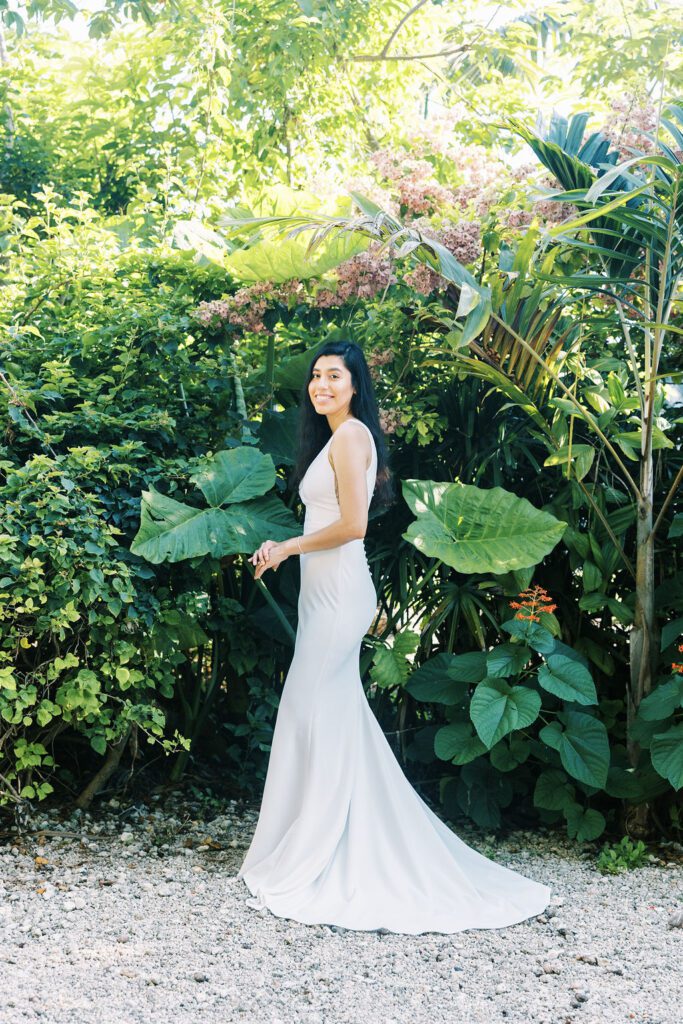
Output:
[
  {"xmin": 1, "ymin": 0, "xmax": 681, "ymax": 836},
  {"xmin": 597, "ymin": 836, "xmax": 649, "ymax": 875},
  {"xmin": 649, "ymin": 724, "xmax": 683, "ymax": 791},
  {"xmin": 369, "ymin": 630, "xmax": 420, "ymax": 690},
  {"xmin": 0, "ymin": 448, "xmax": 190, "ymax": 806},
  {"xmin": 402, "ymin": 480, "xmax": 567, "ymax": 574},
  {"xmin": 131, "ymin": 447, "xmax": 298, "ymax": 564},
  {"xmin": 403, "ymin": 598, "xmax": 616, "ymax": 837}
]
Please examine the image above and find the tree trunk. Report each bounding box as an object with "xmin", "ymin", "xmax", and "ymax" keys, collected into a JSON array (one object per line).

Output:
[
  {"xmin": 75, "ymin": 725, "xmax": 132, "ymax": 810},
  {"xmin": 626, "ymin": 452, "xmax": 659, "ymax": 835}
]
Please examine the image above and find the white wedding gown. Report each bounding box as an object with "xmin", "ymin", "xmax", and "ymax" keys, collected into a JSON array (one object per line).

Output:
[{"xmin": 236, "ymin": 418, "xmax": 551, "ymax": 934}]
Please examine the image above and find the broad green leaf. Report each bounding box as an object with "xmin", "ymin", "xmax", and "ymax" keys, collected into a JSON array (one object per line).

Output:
[
  {"xmin": 582, "ymin": 561, "xmax": 603, "ymax": 593},
  {"xmin": 405, "ymin": 652, "xmax": 486, "ymax": 703},
  {"xmin": 0, "ymin": 668, "xmax": 17, "ymax": 692},
  {"xmin": 459, "ymin": 289, "xmax": 492, "ymax": 346},
  {"xmin": 534, "ymin": 768, "xmax": 575, "ymax": 811},
  {"xmin": 258, "ymin": 408, "xmax": 300, "ymax": 466},
  {"xmin": 661, "ymin": 616, "xmax": 683, "ymax": 651},
  {"xmin": 216, "ymin": 189, "xmax": 370, "ymax": 282},
  {"xmin": 544, "ymin": 443, "xmax": 595, "ymax": 481},
  {"xmin": 638, "ymin": 677, "xmax": 683, "ymax": 721},
  {"xmin": 605, "ymin": 765, "xmax": 672, "ymax": 801},
  {"xmin": 455, "ymin": 281, "xmax": 481, "ymax": 317},
  {"xmin": 160, "ymin": 610, "xmax": 211, "ymax": 651},
  {"xmin": 434, "ymin": 722, "xmax": 487, "ymax": 764},
  {"xmin": 445, "ymin": 652, "xmax": 489, "ymax": 682},
  {"xmin": 501, "ymin": 617, "xmax": 556, "ymax": 653},
  {"xmin": 402, "ymin": 480, "xmax": 566, "ymax": 575},
  {"xmin": 485, "ymin": 643, "xmax": 533, "ymax": 678},
  {"xmin": 606, "ymin": 597, "xmax": 634, "ymax": 625},
  {"xmin": 274, "ymin": 342, "xmax": 323, "ymax": 394},
  {"xmin": 171, "ymin": 219, "xmax": 231, "ymax": 263},
  {"xmin": 578, "ymin": 592, "xmax": 608, "ymax": 614},
  {"xmin": 613, "ymin": 427, "xmax": 674, "ymax": 451},
  {"xmin": 224, "ymin": 226, "xmax": 368, "ymax": 283},
  {"xmin": 537, "ymin": 654, "xmax": 598, "ymax": 705},
  {"xmin": 584, "ymin": 153, "xmax": 678, "ymax": 202},
  {"xmin": 189, "ymin": 448, "xmax": 276, "ymax": 507},
  {"xmin": 564, "ymin": 803, "xmax": 606, "ymax": 841},
  {"xmin": 90, "ymin": 735, "xmax": 107, "ymax": 755},
  {"xmin": 131, "ymin": 487, "xmax": 298, "ymax": 563},
  {"xmin": 546, "ymin": 181, "xmax": 653, "ymax": 236},
  {"xmin": 539, "ymin": 711, "xmax": 610, "ymax": 788},
  {"xmin": 452, "ymin": 761, "xmax": 514, "ymax": 830},
  {"xmin": 650, "ymin": 724, "xmax": 683, "ymax": 789},
  {"xmin": 470, "ymin": 678, "xmax": 541, "ymax": 748},
  {"xmin": 370, "ymin": 631, "xmax": 420, "ymax": 689},
  {"xmin": 489, "ymin": 735, "xmax": 531, "ymax": 772}
]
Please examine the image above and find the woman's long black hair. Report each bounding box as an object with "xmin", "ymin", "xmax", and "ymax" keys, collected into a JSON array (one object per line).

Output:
[{"xmin": 289, "ymin": 341, "xmax": 394, "ymax": 510}]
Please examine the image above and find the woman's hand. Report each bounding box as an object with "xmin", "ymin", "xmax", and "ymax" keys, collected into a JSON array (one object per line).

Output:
[{"xmin": 249, "ymin": 539, "xmax": 289, "ymax": 580}]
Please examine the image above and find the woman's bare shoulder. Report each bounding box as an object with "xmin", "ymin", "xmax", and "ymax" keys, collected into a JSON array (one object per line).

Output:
[{"xmin": 329, "ymin": 419, "xmax": 372, "ymax": 467}]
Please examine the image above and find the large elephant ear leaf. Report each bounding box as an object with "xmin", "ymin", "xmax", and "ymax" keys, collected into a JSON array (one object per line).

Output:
[
  {"xmin": 131, "ymin": 487, "xmax": 239, "ymax": 564},
  {"xmin": 223, "ymin": 228, "xmax": 368, "ymax": 283},
  {"xmin": 258, "ymin": 408, "xmax": 300, "ymax": 466},
  {"xmin": 225, "ymin": 495, "xmax": 299, "ymax": 551},
  {"xmin": 402, "ymin": 479, "xmax": 566, "ymax": 575},
  {"xmin": 190, "ymin": 448, "xmax": 276, "ymax": 507},
  {"xmin": 131, "ymin": 487, "xmax": 299, "ymax": 564}
]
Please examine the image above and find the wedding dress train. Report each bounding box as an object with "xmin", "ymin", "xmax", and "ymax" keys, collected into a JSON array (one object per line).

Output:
[{"xmin": 236, "ymin": 418, "xmax": 551, "ymax": 934}]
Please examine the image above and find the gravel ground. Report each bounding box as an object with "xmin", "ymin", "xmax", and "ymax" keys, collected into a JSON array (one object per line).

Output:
[{"xmin": 1, "ymin": 789, "xmax": 682, "ymax": 1024}]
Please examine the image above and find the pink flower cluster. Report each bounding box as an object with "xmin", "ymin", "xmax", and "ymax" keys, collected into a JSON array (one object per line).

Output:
[
  {"xmin": 404, "ymin": 262, "xmax": 440, "ymax": 296},
  {"xmin": 601, "ymin": 93, "xmax": 658, "ymax": 159},
  {"xmin": 191, "ymin": 280, "xmax": 305, "ymax": 334},
  {"xmin": 370, "ymin": 150, "xmax": 457, "ymax": 217},
  {"xmin": 404, "ymin": 106, "xmax": 469, "ymax": 159},
  {"xmin": 366, "ymin": 348, "xmax": 395, "ymax": 368},
  {"xmin": 367, "ymin": 347, "xmax": 395, "ymax": 381},
  {"xmin": 371, "ymin": 139, "xmax": 514, "ymax": 224},
  {"xmin": 313, "ymin": 243, "xmax": 396, "ymax": 307},
  {"xmin": 193, "ymin": 297, "xmax": 233, "ymax": 327},
  {"xmin": 498, "ymin": 168, "xmax": 579, "ymax": 231},
  {"xmin": 532, "ymin": 194, "xmax": 578, "ymax": 224},
  {"xmin": 438, "ymin": 219, "xmax": 482, "ymax": 265},
  {"xmin": 446, "ymin": 143, "xmax": 509, "ymax": 219},
  {"xmin": 379, "ymin": 407, "xmax": 402, "ymax": 434}
]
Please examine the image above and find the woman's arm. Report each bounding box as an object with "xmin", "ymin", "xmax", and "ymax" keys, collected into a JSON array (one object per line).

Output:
[{"xmin": 250, "ymin": 421, "xmax": 371, "ymax": 576}]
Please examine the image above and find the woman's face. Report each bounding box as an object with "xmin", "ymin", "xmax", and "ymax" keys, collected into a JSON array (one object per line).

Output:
[{"xmin": 308, "ymin": 355, "xmax": 356, "ymax": 419}]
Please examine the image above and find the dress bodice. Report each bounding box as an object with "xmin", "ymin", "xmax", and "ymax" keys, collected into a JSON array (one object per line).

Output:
[{"xmin": 299, "ymin": 419, "xmax": 377, "ymax": 530}]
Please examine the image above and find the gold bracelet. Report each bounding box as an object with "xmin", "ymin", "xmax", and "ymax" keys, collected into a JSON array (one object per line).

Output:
[{"xmin": 297, "ymin": 536, "xmax": 303, "ymax": 555}]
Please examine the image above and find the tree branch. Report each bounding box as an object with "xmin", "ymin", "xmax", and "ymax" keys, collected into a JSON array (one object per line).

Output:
[
  {"xmin": 348, "ymin": 44, "xmax": 469, "ymax": 63},
  {"xmin": 652, "ymin": 462, "xmax": 683, "ymax": 541},
  {"xmin": 379, "ymin": 0, "xmax": 431, "ymax": 58}
]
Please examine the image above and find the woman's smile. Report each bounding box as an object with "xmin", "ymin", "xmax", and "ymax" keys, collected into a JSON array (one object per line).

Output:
[{"xmin": 308, "ymin": 354, "xmax": 357, "ymax": 427}]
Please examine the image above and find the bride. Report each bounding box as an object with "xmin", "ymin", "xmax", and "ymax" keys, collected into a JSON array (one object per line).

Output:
[{"xmin": 236, "ymin": 340, "xmax": 551, "ymax": 934}]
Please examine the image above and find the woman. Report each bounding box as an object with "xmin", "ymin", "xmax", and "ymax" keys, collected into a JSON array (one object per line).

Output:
[{"xmin": 236, "ymin": 340, "xmax": 551, "ymax": 934}]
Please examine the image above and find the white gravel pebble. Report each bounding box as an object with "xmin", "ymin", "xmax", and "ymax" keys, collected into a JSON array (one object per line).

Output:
[{"xmin": 0, "ymin": 791, "xmax": 681, "ymax": 1024}]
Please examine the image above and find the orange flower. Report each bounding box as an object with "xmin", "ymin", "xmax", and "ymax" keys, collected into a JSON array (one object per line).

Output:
[
  {"xmin": 509, "ymin": 585, "xmax": 556, "ymax": 622},
  {"xmin": 672, "ymin": 639, "xmax": 683, "ymax": 674}
]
